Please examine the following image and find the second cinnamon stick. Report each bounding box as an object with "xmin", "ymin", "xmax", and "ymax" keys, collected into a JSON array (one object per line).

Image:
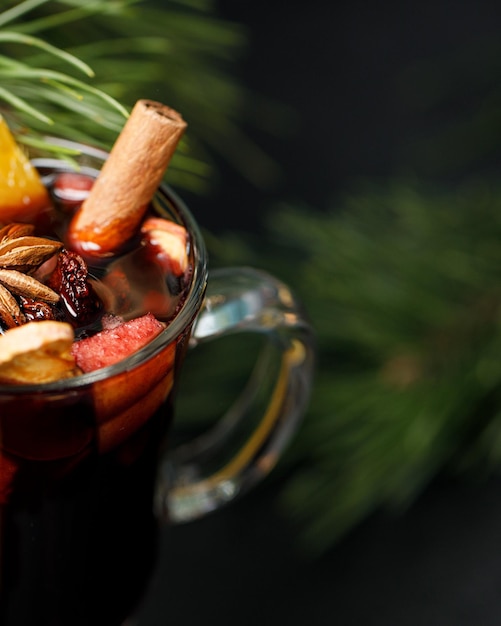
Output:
[{"xmin": 68, "ymin": 99, "xmax": 187, "ymax": 256}]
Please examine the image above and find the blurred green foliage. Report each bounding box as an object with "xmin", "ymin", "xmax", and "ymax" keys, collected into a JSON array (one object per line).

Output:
[{"xmin": 198, "ymin": 180, "xmax": 501, "ymax": 554}]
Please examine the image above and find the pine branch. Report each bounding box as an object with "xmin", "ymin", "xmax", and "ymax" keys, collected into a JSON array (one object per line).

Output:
[
  {"xmin": 193, "ymin": 181, "xmax": 501, "ymax": 555},
  {"xmin": 0, "ymin": 0, "xmax": 256, "ymax": 191}
]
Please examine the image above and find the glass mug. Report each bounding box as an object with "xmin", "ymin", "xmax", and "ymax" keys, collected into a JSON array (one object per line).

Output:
[{"xmin": 0, "ymin": 141, "xmax": 315, "ymax": 626}]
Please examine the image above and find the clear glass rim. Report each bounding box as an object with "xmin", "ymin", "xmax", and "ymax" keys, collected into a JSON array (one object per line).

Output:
[{"xmin": 0, "ymin": 138, "xmax": 209, "ymax": 394}]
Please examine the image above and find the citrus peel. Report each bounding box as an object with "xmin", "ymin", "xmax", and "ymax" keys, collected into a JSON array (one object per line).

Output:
[{"xmin": 0, "ymin": 116, "xmax": 50, "ymax": 222}]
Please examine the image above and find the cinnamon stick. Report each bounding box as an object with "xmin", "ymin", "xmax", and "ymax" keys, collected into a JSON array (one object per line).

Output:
[{"xmin": 68, "ymin": 100, "xmax": 187, "ymax": 256}]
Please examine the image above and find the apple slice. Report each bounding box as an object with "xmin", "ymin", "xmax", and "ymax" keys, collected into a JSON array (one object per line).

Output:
[
  {"xmin": 141, "ymin": 217, "xmax": 188, "ymax": 276},
  {"xmin": 52, "ymin": 171, "xmax": 94, "ymax": 208}
]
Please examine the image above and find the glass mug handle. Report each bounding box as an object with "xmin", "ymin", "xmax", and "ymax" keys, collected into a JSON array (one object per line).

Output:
[{"xmin": 155, "ymin": 266, "xmax": 315, "ymax": 523}]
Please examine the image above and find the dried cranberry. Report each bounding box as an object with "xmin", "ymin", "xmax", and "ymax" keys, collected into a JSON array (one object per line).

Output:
[
  {"xmin": 19, "ymin": 296, "xmax": 63, "ymax": 322},
  {"xmin": 47, "ymin": 249, "xmax": 103, "ymax": 327}
]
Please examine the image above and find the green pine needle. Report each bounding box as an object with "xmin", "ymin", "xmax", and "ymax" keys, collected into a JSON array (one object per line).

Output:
[{"xmin": 0, "ymin": 31, "xmax": 94, "ymax": 75}]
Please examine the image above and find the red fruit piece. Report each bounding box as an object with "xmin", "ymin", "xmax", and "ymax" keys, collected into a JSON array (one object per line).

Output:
[
  {"xmin": 52, "ymin": 172, "xmax": 94, "ymax": 209},
  {"xmin": 47, "ymin": 249, "xmax": 102, "ymax": 326},
  {"xmin": 19, "ymin": 295, "xmax": 64, "ymax": 322},
  {"xmin": 72, "ymin": 312, "xmax": 165, "ymax": 373},
  {"xmin": 141, "ymin": 217, "xmax": 188, "ymax": 276}
]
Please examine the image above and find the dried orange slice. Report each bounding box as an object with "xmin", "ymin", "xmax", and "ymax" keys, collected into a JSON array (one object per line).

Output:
[
  {"xmin": 0, "ymin": 320, "xmax": 79, "ymax": 384},
  {"xmin": 0, "ymin": 116, "xmax": 50, "ymax": 222}
]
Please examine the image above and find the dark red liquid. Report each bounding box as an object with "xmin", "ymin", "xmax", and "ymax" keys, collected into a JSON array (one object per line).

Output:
[
  {"xmin": 0, "ymin": 167, "xmax": 193, "ymax": 625},
  {"xmin": 1, "ymin": 401, "xmax": 173, "ymax": 626}
]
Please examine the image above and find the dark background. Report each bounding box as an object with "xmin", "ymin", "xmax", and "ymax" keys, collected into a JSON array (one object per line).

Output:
[
  {"xmin": 136, "ymin": 2, "xmax": 501, "ymax": 624},
  {"xmin": 191, "ymin": 0, "xmax": 501, "ymax": 234}
]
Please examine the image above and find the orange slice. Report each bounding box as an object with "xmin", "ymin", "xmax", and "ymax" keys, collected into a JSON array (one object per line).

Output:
[{"xmin": 0, "ymin": 116, "xmax": 50, "ymax": 222}]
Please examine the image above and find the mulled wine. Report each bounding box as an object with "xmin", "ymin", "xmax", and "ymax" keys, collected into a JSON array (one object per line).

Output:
[
  {"xmin": 0, "ymin": 159, "xmax": 198, "ymax": 625},
  {"xmin": 0, "ymin": 100, "xmax": 316, "ymax": 626}
]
